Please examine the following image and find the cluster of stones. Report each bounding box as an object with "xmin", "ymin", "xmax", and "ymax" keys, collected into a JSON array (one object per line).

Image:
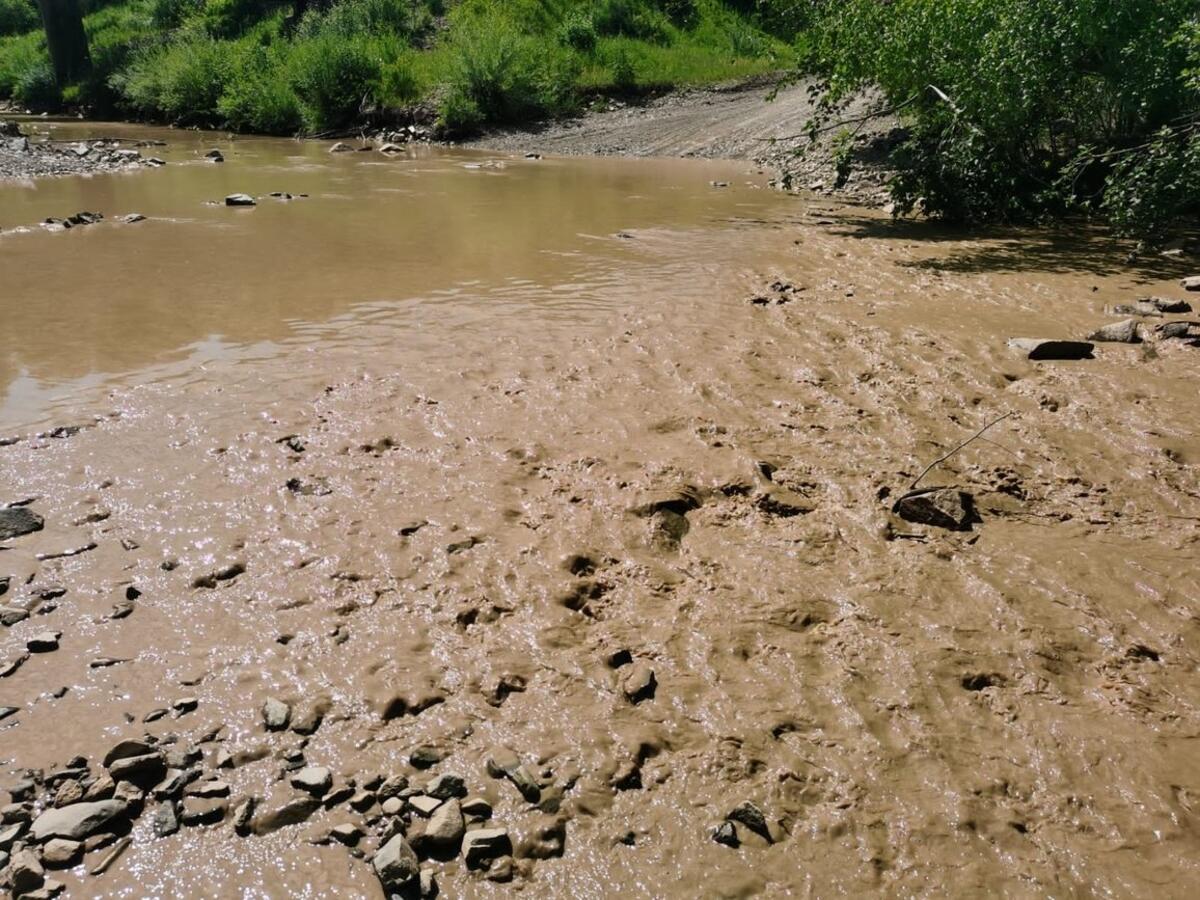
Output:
[
  {"xmin": 0, "ymin": 122, "xmax": 165, "ymax": 180},
  {"xmin": 0, "ymin": 691, "xmax": 567, "ymax": 898}
]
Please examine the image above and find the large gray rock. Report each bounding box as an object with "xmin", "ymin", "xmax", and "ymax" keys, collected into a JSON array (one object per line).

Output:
[
  {"xmin": 893, "ymin": 488, "xmax": 976, "ymax": 531},
  {"xmin": 0, "ymin": 508, "xmax": 43, "ymax": 541},
  {"xmin": 224, "ymin": 193, "xmax": 256, "ymax": 207},
  {"xmin": 1087, "ymin": 319, "xmax": 1139, "ymax": 343},
  {"xmin": 415, "ymin": 799, "xmax": 464, "ymax": 857},
  {"xmin": 373, "ymin": 834, "xmax": 419, "ymax": 890},
  {"xmin": 31, "ymin": 800, "xmax": 126, "ymax": 841},
  {"xmin": 1181, "ymin": 275, "xmax": 1200, "ymax": 291},
  {"xmin": 1008, "ymin": 338, "xmax": 1094, "ymax": 360}
]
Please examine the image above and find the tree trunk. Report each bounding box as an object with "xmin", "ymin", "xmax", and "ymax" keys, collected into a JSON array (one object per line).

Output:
[{"xmin": 36, "ymin": 0, "xmax": 91, "ymax": 86}]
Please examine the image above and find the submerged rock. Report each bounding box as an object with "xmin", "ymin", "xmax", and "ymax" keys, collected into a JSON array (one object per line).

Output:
[
  {"xmin": 893, "ymin": 488, "xmax": 976, "ymax": 531},
  {"xmin": 1007, "ymin": 338, "xmax": 1094, "ymax": 360}
]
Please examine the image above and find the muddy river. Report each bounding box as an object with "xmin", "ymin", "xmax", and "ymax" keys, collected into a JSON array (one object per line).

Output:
[{"xmin": 2, "ymin": 122, "xmax": 1200, "ymax": 899}]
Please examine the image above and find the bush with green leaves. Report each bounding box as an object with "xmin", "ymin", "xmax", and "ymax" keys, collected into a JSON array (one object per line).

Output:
[
  {"xmin": 801, "ymin": 0, "xmax": 1200, "ymax": 242},
  {"xmin": 217, "ymin": 45, "xmax": 302, "ymax": 132},
  {"xmin": 438, "ymin": 12, "xmax": 580, "ymax": 133},
  {"xmin": 0, "ymin": 0, "xmax": 38, "ymax": 37},
  {"xmin": 558, "ymin": 9, "xmax": 597, "ymax": 52},
  {"xmin": 115, "ymin": 35, "xmax": 238, "ymax": 124},
  {"xmin": 287, "ymin": 31, "xmax": 379, "ymax": 130}
]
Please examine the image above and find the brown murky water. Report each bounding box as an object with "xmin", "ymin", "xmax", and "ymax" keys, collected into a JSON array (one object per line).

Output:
[{"xmin": 2, "ymin": 123, "xmax": 1200, "ymax": 899}]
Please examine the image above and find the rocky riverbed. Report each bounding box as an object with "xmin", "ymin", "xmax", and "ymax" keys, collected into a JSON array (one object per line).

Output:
[
  {"xmin": 2, "ymin": 123, "xmax": 1200, "ymax": 897},
  {"xmin": 0, "ymin": 120, "xmax": 164, "ymax": 182}
]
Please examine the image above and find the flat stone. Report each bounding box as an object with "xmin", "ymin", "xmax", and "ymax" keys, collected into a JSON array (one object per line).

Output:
[
  {"xmin": 348, "ymin": 791, "xmax": 375, "ymax": 812},
  {"xmin": 1008, "ymin": 338, "xmax": 1094, "ymax": 360},
  {"xmin": 224, "ymin": 193, "xmax": 256, "ymax": 207},
  {"xmin": 408, "ymin": 795, "xmax": 442, "ymax": 817},
  {"xmin": 373, "ymin": 834, "xmax": 419, "ymax": 890},
  {"xmin": 0, "ymin": 606, "xmax": 29, "ymax": 626},
  {"xmin": 330, "ymin": 142, "xmax": 355, "ymax": 153},
  {"xmin": 381, "ymin": 797, "xmax": 404, "ymax": 816},
  {"xmin": 462, "ymin": 827, "xmax": 512, "ymax": 870},
  {"xmin": 184, "ymin": 780, "xmax": 230, "ymax": 799},
  {"xmin": 0, "ymin": 507, "xmax": 43, "ymax": 541},
  {"xmin": 53, "ymin": 781, "xmax": 83, "ymax": 808},
  {"xmin": 180, "ymin": 796, "xmax": 227, "ymax": 826},
  {"xmin": 31, "ymin": 800, "xmax": 127, "ymax": 841},
  {"xmin": 1087, "ymin": 319, "xmax": 1140, "ymax": 343},
  {"xmin": 893, "ymin": 488, "xmax": 976, "ymax": 531},
  {"xmin": 377, "ymin": 775, "xmax": 409, "ymax": 799},
  {"xmin": 108, "ymin": 753, "xmax": 166, "ymax": 786},
  {"xmin": 1181, "ymin": 275, "xmax": 1200, "ymax": 291},
  {"xmin": 103, "ymin": 739, "xmax": 154, "ymax": 767},
  {"xmin": 1158, "ymin": 321, "xmax": 1192, "ymax": 339},
  {"xmin": 1150, "ymin": 297, "xmax": 1192, "ymax": 313},
  {"xmin": 330, "ymin": 823, "xmax": 362, "ymax": 845},
  {"xmin": 0, "ymin": 652, "xmax": 27, "ymax": 677},
  {"xmin": 41, "ymin": 838, "xmax": 82, "ymax": 868},
  {"xmin": 27, "ymin": 631, "xmax": 60, "ymax": 653},
  {"xmin": 290, "ymin": 766, "xmax": 332, "ymax": 796},
  {"xmin": 262, "ymin": 697, "xmax": 291, "ymax": 731}
]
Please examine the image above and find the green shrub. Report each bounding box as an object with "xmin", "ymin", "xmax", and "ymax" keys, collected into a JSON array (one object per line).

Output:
[
  {"xmin": 151, "ymin": 0, "xmax": 201, "ymax": 28},
  {"xmin": 300, "ymin": 0, "xmax": 434, "ymax": 42},
  {"xmin": 593, "ymin": 0, "xmax": 670, "ymax": 42},
  {"xmin": 0, "ymin": 29, "xmax": 45, "ymax": 98},
  {"xmin": 379, "ymin": 50, "xmax": 420, "ymax": 106},
  {"xmin": 115, "ymin": 35, "xmax": 238, "ymax": 124},
  {"xmin": 15, "ymin": 60, "xmax": 59, "ymax": 107},
  {"xmin": 217, "ymin": 47, "xmax": 302, "ymax": 132},
  {"xmin": 0, "ymin": 0, "xmax": 38, "ymax": 37},
  {"xmin": 288, "ymin": 32, "xmax": 380, "ymax": 130},
  {"xmin": 802, "ymin": 0, "xmax": 1200, "ymax": 240},
  {"xmin": 610, "ymin": 45, "xmax": 636, "ymax": 90},
  {"xmin": 558, "ymin": 9, "xmax": 597, "ymax": 52},
  {"xmin": 202, "ymin": 0, "xmax": 288, "ymax": 38},
  {"xmin": 438, "ymin": 13, "xmax": 580, "ymax": 132}
]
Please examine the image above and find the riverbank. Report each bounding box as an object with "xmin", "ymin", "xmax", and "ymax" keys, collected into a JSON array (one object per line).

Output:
[
  {"xmin": 0, "ymin": 119, "xmax": 163, "ymax": 181},
  {"xmin": 463, "ymin": 78, "xmax": 896, "ymax": 204}
]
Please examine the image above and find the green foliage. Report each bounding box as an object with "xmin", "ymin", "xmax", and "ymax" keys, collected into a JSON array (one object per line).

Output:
[
  {"xmin": 558, "ymin": 9, "xmax": 597, "ymax": 52},
  {"xmin": 1100, "ymin": 128, "xmax": 1200, "ymax": 245},
  {"xmin": 115, "ymin": 34, "xmax": 237, "ymax": 124},
  {"xmin": 2, "ymin": 0, "xmax": 790, "ymax": 137},
  {"xmin": 438, "ymin": 11, "xmax": 581, "ymax": 133},
  {"xmin": 16, "ymin": 60, "xmax": 60, "ymax": 107},
  {"xmin": 801, "ymin": 0, "xmax": 1200, "ymax": 240},
  {"xmin": 0, "ymin": 0, "xmax": 38, "ymax": 37},
  {"xmin": 287, "ymin": 31, "xmax": 380, "ymax": 129},
  {"xmin": 217, "ymin": 45, "xmax": 302, "ymax": 132}
]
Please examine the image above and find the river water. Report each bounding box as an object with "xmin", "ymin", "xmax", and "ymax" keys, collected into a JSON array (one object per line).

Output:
[{"xmin": 2, "ymin": 123, "xmax": 1200, "ymax": 899}]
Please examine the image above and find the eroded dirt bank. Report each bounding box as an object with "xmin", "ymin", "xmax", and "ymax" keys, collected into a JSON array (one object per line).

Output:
[{"xmin": 2, "ymin": 131, "xmax": 1200, "ymax": 898}]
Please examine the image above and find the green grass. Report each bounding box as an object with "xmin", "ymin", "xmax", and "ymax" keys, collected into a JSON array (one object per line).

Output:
[{"xmin": 0, "ymin": 0, "xmax": 795, "ymax": 135}]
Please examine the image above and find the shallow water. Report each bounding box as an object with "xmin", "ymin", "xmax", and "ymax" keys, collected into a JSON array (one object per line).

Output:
[
  {"xmin": 1, "ymin": 120, "xmax": 784, "ymax": 430},
  {"xmin": 2, "ymin": 123, "xmax": 1200, "ymax": 899}
]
